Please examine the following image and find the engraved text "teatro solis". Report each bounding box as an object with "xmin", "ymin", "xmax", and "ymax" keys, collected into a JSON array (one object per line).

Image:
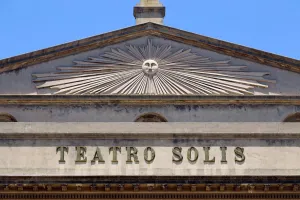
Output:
[{"xmin": 56, "ymin": 146, "xmax": 245, "ymax": 164}]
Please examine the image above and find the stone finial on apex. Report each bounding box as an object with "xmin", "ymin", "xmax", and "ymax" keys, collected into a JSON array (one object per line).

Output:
[
  {"xmin": 134, "ymin": 0, "xmax": 165, "ymax": 25},
  {"xmin": 138, "ymin": 0, "xmax": 163, "ymax": 7}
]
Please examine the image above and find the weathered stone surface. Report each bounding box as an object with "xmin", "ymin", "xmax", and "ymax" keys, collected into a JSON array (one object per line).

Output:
[
  {"xmin": 0, "ymin": 141, "xmax": 298, "ymax": 176},
  {"xmin": 0, "ymin": 122, "xmax": 300, "ymax": 138},
  {"xmin": 0, "ymin": 123, "xmax": 299, "ymax": 176},
  {"xmin": 0, "ymin": 103, "xmax": 300, "ymax": 122}
]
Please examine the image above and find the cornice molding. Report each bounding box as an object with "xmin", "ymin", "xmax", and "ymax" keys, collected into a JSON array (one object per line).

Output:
[
  {"xmin": 1, "ymin": 191, "xmax": 300, "ymax": 199},
  {"xmin": 0, "ymin": 23, "xmax": 299, "ymax": 75},
  {"xmin": 1, "ymin": 176, "xmax": 300, "ymax": 184},
  {"xmin": 0, "ymin": 24, "xmax": 152, "ymax": 74},
  {"xmin": 153, "ymin": 24, "xmax": 300, "ymax": 74},
  {"xmin": 0, "ymin": 122, "xmax": 300, "ymax": 140},
  {"xmin": 0, "ymin": 95, "xmax": 300, "ymax": 105},
  {"xmin": 1, "ymin": 176, "xmax": 300, "ymax": 199}
]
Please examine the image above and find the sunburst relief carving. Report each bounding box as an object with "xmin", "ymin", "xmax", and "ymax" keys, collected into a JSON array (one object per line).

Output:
[{"xmin": 33, "ymin": 40, "xmax": 274, "ymax": 95}]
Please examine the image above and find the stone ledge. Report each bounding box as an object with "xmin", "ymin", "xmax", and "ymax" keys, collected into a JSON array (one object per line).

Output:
[
  {"xmin": 0, "ymin": 95, "xmax": 300, "ymax": 105},
  {"xmin": 1, "ymin": 175, "xmax": 300, "ymax": 184},
  {"xmin": 0, "ymin": 123, "xmax": 300, "ymax": 139}
]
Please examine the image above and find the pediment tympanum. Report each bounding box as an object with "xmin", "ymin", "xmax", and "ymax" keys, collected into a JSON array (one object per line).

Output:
[{"xmin": 32, "ymin": 40, "xmax": 275, "ymax": 95}]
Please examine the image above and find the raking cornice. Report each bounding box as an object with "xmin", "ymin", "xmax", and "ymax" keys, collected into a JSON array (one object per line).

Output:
[{"xmin": 0, "ymin": 23, "xmax": 299, "ymax": 74}]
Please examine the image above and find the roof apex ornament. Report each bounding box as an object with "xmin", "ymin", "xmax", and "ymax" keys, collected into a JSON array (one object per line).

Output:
[
  {"xmin": 138, "ymin": 0, "xmax": 163, "ymax": 7},
  {"xmin": 32, "ymin": 39, "xmax": 274, "ymax": 96},
  {"xmin": 134, "ymin": 0, "xmax": 165, "ymax": 25}
]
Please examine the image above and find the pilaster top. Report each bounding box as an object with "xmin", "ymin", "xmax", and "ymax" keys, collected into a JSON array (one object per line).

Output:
[{"xmin": 134, "ymin": 0, "xmax": 165, "ymax": 25}]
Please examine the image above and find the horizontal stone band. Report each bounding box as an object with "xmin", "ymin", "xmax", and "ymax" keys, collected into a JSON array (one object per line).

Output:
[
  {"xmin": 0, "ymin": 123, "xmax": 299, "ymax": 139},
  {"xmin": 1, "ymin": 95, "xmax": 300, "ymax": 105}
]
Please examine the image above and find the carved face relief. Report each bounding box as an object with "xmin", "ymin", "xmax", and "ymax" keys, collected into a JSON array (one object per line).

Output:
[{"xmin": 142, "ymin": 59, "xmax": 158, "ymax": 76}]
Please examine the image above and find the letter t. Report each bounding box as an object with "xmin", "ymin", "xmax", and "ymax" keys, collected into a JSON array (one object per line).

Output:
[{"xmin": 56, "ymin": 146, "xmax": 69, "ymax": 164}]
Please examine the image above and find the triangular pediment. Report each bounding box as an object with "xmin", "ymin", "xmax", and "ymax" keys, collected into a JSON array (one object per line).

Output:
[
  {"xmin": 32, "ymin": 39, "xmax": 273, "ymax": 95},
  {"xmin": 0, "ymin": 23, "xmax": 299, "ymax": 96}
]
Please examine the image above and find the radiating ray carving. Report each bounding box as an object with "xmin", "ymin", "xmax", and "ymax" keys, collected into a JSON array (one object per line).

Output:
[{"xmin": 33, "ymin": 40, "xmax": 274, "ymax": 95}]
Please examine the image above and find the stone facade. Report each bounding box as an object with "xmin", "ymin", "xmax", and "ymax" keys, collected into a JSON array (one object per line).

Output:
[
  {"xmin": 0, "ymin": 1, "xmax": 300, "ymax": 198},
  {"xmin": 0, "ymin": 123, "xmax": 299, "ymax": 177},
  {"xmin": 0, "ymin": 36, "xmax": 299, "ymax": 123}
]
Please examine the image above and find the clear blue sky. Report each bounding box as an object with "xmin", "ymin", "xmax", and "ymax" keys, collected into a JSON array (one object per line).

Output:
[{"xmin": 0, "ymin": 0, "xmax": 299, "ymax": 60}]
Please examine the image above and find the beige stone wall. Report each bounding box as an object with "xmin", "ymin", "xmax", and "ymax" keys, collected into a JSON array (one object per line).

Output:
[
  {"xmin": 0, "ymin": 123, "xmax": 299, "ymax": 176},
  {"xmin": 0, "ymin": 145, "xmax": 298, "ymax": 176}
]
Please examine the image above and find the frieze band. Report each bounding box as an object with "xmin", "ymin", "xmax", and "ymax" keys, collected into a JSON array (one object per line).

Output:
[{"xmin": 1, "ymin": 183, "xmax": 300, "ymax": 199}]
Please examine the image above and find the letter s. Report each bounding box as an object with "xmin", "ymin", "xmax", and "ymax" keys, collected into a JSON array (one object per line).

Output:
[
  {"xmin": 234, "ymin": 147, "xmax": 245, "ymax": 164},
  {"xmin": 172, "ymin": 147, "xmax": 183, "ymax": 163}
]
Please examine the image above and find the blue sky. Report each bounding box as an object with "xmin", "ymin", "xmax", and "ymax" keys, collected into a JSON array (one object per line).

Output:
[{"xmin": 0, "ymin": 0, "xmax": 299, "ymax": 59}]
